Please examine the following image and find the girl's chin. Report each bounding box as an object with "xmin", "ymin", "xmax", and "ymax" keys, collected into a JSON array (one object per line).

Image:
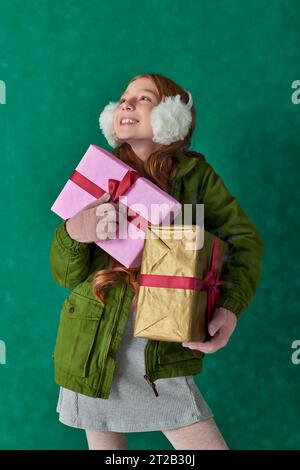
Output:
[
  {"xmin": 115, "ymin": 132, "xmax": 136, "ymax": 140},
  {"xmin": 117, "ymin": 128, "xmax": 138, "ymax": 134},
  {"xmin": 115, "ymin": 134, "xmax": 129, "ymax": 140}
]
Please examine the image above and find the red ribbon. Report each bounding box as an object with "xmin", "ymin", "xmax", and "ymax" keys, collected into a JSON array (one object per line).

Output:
[
  {"xmin": 70, "ymin": 169, "xmax": 149, "ymax": 231},
  {"xmin": 139, "ymin": 237, "xmax": 226, "ymax": 323},
  {"xmin": 200, "ymin": 237, "xmax": 226, "ymax": 322}
]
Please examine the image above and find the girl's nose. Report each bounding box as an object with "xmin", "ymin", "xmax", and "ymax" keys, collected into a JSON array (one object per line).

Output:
[{"xmin": 122, "ymin": 99, "xmax": 135, "ymax": 109}]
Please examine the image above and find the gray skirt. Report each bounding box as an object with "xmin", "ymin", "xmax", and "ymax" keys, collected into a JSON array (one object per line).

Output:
[{"xmin": 56, "ymin": 304, "xmax": 213, "ymax": 433}]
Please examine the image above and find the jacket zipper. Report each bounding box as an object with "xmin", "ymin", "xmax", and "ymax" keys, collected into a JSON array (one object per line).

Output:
[
  {"xmin": 96, "ymin": 282, "xmax": 127, "ymax": 397},
  {"xmin": 144, "ymin": 341, "xmax": 159, "ymax": 397}
]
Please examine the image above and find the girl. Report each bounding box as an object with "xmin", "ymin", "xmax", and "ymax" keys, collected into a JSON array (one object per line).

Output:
[{"xmin": 50, "ymin": 72, "xmax": 263, "ymax": 450}]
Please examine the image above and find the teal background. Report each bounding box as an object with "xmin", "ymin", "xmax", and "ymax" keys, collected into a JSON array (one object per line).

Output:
[{"xmin": 0, "ymin": 0, "xmax": 300, "ymax": 450}]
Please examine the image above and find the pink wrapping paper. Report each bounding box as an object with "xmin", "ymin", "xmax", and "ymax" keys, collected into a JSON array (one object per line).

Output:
[{"xmin": 51, "ymin": 145, "xmax": 182, "ymax": 268}]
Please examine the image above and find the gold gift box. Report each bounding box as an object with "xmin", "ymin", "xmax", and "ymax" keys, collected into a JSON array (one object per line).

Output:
[{"xmin": 133, "ymin": 225, "xmax": 230, "ymax": 343}]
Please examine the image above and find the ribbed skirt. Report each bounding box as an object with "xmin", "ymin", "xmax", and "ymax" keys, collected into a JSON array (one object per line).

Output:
[{"xmin": 56, "ymin": 304, "xmax": 213, "ymax": 432}]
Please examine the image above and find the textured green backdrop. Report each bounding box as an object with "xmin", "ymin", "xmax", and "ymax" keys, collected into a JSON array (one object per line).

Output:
[{"xmin": 0, "ymin": 0, "xmax": 299, "ymax": 450}]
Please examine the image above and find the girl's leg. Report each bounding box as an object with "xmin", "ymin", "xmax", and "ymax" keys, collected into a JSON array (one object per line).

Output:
[
  {"xmin": 162, "ymin": 417, "xmax": 229, "ymax": 450},
  {"xmin": 85, "ymin": 430, "xmax": 128, "ymax": 450}
]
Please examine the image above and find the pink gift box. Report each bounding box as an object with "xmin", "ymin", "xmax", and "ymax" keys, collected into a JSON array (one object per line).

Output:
[{"xmin": 51, "ymin": 145, "xmax": 182, "ymax": 268}]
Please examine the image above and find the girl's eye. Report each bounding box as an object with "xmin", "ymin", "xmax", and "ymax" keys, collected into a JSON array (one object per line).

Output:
[{"xmin": 119, "ymin": 96, "xmax": 151, "ymax": 104}]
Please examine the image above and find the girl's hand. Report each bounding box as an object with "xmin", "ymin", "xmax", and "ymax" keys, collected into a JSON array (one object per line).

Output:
[
  {"xmin": 65, "ymin": 193, "xmax": 127, "ymax": 243},
  {"xmin": 182, "ymin": 307, "xmax": 237, "ymax": 354}
]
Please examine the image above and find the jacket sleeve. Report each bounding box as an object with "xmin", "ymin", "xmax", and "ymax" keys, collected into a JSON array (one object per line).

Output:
[
  {"xmin": 198, "ymin": 162, "xmax": 263, "ymax": 317},
  {"xmin": 49, "ymin": 220, "xmax": 91, "ymax": 290}
]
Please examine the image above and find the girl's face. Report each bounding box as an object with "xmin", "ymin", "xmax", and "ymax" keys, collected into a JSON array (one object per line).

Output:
[{"xmin": 113, "ymin": 77, "xmax": 162, "ymax": 146}]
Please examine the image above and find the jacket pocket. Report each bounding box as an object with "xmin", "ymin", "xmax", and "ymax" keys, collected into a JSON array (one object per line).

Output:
[
  {"xmin": 53, "ymin": 292, "xmax": 104, "ymax": 377},
  {"xmin": 157, "ymin": 340, "xmax": 204, "ymax": 365}
]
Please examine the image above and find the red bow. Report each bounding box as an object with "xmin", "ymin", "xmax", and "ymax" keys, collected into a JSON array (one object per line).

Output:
[
  {"xmin": 107, "ymin": 171, "xmax": 147, "ymax": 230},
  {"xmin": 200, "ymin": 267, "xmax": 226, "ymax": 322},
  {"xmin": 108, "ymin": 170, "xmax": 140, "ymax": 202},
  {"xmin": 70, "ymin": 169, "xmax": 149, "ymax": 231}
]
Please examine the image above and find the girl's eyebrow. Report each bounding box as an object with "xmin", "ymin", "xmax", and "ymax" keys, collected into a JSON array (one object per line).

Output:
[{"xmin": 120, "ymin": 89, "xmax": 158, "ymax": 100}]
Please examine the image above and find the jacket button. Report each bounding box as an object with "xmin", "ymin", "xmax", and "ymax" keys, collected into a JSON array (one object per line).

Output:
[{"xmin": 69, "ymin": 306, "xmax": 75, "ymax": 314}]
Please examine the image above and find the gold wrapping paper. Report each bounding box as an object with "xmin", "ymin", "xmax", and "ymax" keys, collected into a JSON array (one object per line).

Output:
[{"xmin": 133, "ymin": 224, "xmax": 230, "ymax": 342}]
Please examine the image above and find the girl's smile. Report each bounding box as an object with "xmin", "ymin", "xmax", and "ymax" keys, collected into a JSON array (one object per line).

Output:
[{"xmin": 120, "ymin": 118, "xmax": 140, "ymax": 126}]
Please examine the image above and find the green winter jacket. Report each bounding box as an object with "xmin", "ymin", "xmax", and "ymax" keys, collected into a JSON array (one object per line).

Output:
[{"xmin": 49, "ymin": 150, "xmax": 263, "ymax": 399}]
